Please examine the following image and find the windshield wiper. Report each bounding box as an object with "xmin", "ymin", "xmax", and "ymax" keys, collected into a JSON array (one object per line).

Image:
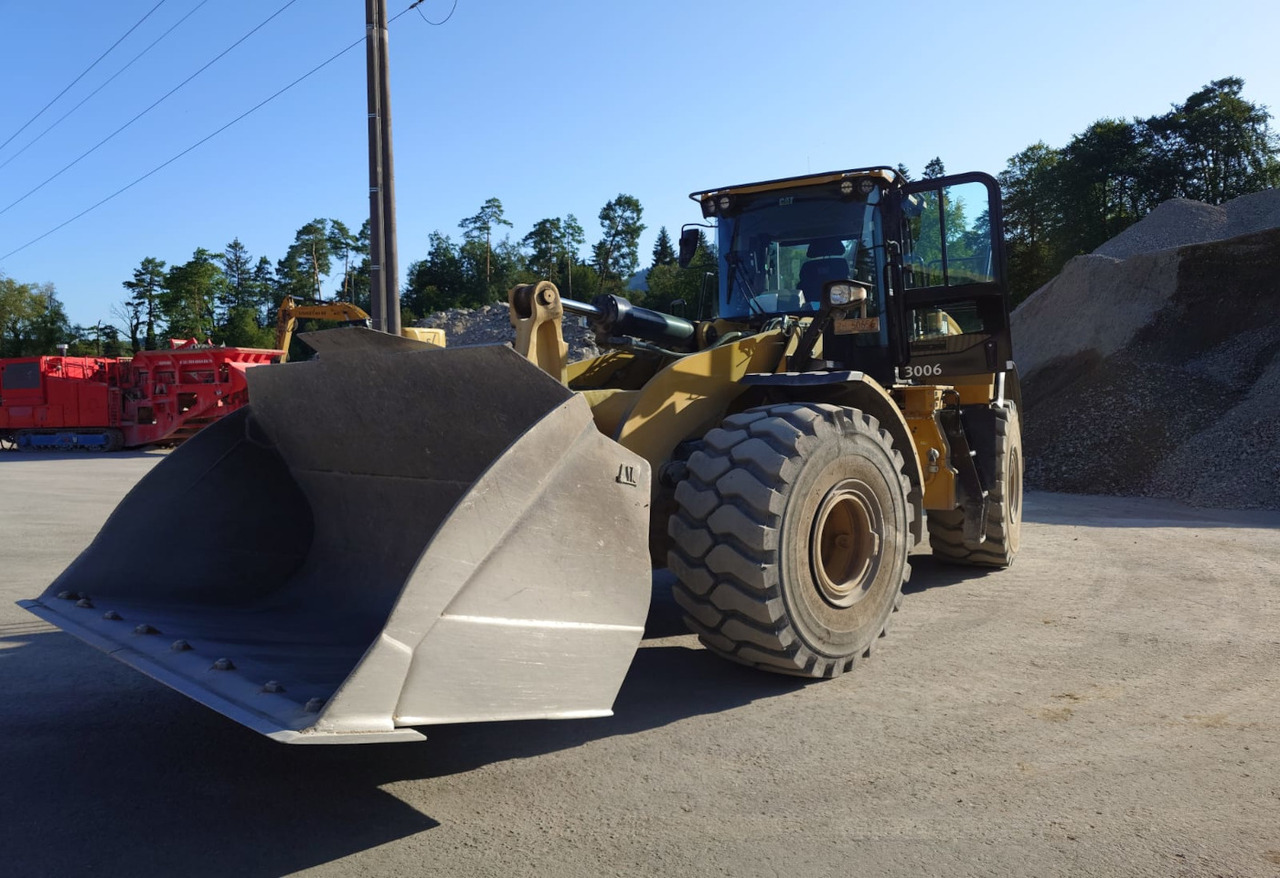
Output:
[{"xmin": 724, "ymin": 251, "xmax": 765, "ymax": 316}]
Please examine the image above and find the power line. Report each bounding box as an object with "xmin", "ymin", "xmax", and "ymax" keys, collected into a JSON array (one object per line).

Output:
[
  {"xmin": 2, "ymin": 41, "xmax": 365, "ymax": 261},
  {"xmin": 0, "ymin": 0, "xmax": 213, "ymax": 174},
  {"xmin": 416, "ymin": 0, "xmax": 458, "ymax": 26},
  {"xmin": 0, "ymin": 0, "xmax": 169, "ymax": 155},
  {"xmin": 1, "ymin": 1, "xmax": 439, "ymax": 262},
  {"xmin": 0, "ymin": 0, "xmax": 303, "ymax": 218}
]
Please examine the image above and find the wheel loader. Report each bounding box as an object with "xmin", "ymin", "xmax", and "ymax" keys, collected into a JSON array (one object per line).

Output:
[{"xmin": 22, "ymin": 166, "xmax": 1022, "ymax": 743}]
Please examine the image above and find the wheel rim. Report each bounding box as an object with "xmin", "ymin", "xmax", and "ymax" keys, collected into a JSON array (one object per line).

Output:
[
  {"xmin": 1009, "ymin": 446, "xmax": 1022, "ymax": 525},
  {"xmin": 810, "ymin": 478, "xmax": 882, "ymax": 608}
]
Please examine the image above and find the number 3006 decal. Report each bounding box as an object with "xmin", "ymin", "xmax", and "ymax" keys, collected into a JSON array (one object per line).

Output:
[{"xmin": 904, "ymin": 363, "xmax": 943, "ymax": 378}]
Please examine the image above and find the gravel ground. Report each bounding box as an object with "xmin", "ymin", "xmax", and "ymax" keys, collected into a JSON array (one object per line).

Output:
[{"xmin": 3, "ymin": 454, "xmax": 1280, "ymax": 878}]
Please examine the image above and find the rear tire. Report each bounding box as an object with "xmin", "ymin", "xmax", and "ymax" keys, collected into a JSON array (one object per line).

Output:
[
  {"xmin": 668, "ymin": 403, "xmax": 913, "ymax": 678},
  {"xmin": 927, "ymin": 404, "xmax": 1022, "ymax": 567}
]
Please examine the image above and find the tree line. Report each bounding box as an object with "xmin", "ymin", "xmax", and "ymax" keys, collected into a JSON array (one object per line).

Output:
[
  {"xmin": 998, "ymin": 76, "xmax": 1279, "ymax": 302},
  {"xmin": 0, "ymin": 192, "xmax": 718, "ymax": 358},
  {"xmin": 2, "ymin": 76, "xmax": 1273, "ymax": 357}
]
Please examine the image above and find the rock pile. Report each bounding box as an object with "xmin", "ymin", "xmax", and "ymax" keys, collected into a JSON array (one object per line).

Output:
[
  {"xmin": 1012, "ymin": 190, "xmax": 1280, "ymax": 509},
  {"xmin": 415, "ymin": 302, "xmax": 603, "ymax": 362}
]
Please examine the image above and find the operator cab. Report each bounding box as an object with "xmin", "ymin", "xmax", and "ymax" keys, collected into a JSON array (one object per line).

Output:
[{"xmin": 687, "ymin": 167, "xmax": 1012, "ymax": 387}]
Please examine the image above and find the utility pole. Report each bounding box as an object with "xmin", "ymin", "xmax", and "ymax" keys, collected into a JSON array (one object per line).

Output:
[{"xmin": 365, "ymin": 0, "xmax": 401, "ymax": 334}]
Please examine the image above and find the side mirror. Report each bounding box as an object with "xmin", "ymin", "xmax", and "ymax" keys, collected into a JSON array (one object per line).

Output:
[{"xmin": 678, "ymin": 227, "xmax": 701, "ymax": 268}]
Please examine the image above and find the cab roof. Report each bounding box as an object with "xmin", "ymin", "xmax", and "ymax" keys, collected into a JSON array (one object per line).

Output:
[{"xmin": 689, "ymin": 166, "xmax": 901, "ymax": 204}]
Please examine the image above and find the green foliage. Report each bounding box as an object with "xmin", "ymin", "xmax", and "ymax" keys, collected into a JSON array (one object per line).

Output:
[
  {"xmin": 523, "ymin": 214, "xmax": 585, "ymax": 292},
  {"xmin": 459, "ymin": 197, "xmax": 513, "ymax": 288},
  {"xmin": 276, "ymin": 219, "xmax": 334, "ymax": 301},
  {"xmin": 641, "ymin": 230, "xmax": 717, "ymax": 317},
  {"xmin": 122, "ymin": 257, "xmax": 166, "ymax": 350},
  {"xmin": 1146, "ymin": 76, "xmax": 1280, "ymax": 203},
  {"xmin": 651, "ymin": 226, "xmax": 676, "ymax": 269},
  {"xmin": 217, "ymin": 306, "xmax": 276, "ymax": 349},
  {"xmin": 163, "ymin": 249, "xmax": 225, "ymax": 340},
  {"xmin": 0, "ymin": 274, "xmax": 72, "ymax": 356},
  {"xmin": 327, "ymin": 219, "xmax": 359, "ymax": 300},
  {"xmin": 459, "ymin": 197, "xmax": 512, "ymax": 245},
  {"xmin": 999, "ymin": 76, "xmax": 1280, "ymax": 303},
  {"xmin": 561, "ymin": 259, "xmax": 600, "ymax": 303},
  {"xmin": 998, "ymin": 142, "xmax": 1061, "ymax": 297},
  {"xmin": 348, "ymin": 222, "xmax": 372, "ymax": 312},
  {"xmin": 216, "ymin": 239, "xmax": 275, "ymax": 331},
  {"xmin": 66, "ymin": 323, "xmax": 126, "ymax": 357},
  {"xmin": 593, "ymin": 194, "xmax": 645, "ymax": 293},
  {"xmin": 404, "ymin": 232, "xmax": 467, "ymax": 314}
]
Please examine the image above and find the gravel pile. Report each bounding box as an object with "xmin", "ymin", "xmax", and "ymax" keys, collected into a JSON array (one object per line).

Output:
[
  {"xmin": 1013, "ymin": 189, "xmax": 1280, "ymax": 510},
  {"xmin": 416, "ymin": 302, "xmax": 603, "ymax": 362},
  {"xmin": 1093, "ymin": 189, "xmax": 1280, "ymax": 259}
]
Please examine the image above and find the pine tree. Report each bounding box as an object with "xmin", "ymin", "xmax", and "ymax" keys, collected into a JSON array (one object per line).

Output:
[
  {"xmin": 459, "ymin": 197, "xmax": 513, "ymax": 286},
  {"xmin": 123, "ymin": 257, "xmax": 166, "ymax": 350},
  {"xmin": 594, "ymin": 194, "xmax": 645, "ymax": 291},
  {"xmin": 651, "ymin": 226, "xmax": 676, "ymax": 269}
]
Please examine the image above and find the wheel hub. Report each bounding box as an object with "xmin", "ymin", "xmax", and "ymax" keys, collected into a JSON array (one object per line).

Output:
[{"xmin": 810, "ymin": 479, "xmax": 881, "ymax": 608}]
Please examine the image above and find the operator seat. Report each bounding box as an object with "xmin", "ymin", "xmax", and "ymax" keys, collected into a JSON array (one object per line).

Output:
[{"xmin": 798, "ymin": 238, "xmax": 851, "ymax": 305}]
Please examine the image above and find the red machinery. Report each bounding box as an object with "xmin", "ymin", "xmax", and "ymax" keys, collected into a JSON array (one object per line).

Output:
[{"xmin": 0, "ymin": 340, "xmax": 281, "ymax": 451}]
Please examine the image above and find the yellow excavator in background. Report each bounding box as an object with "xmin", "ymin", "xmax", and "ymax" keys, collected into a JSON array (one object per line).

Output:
[{"xmin": 275, "ymin": 296, "xmax": 445, "ymax": 361}]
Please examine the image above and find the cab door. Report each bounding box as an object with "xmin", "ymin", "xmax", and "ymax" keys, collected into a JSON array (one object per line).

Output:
[{"xmin": 893, "ymin": 172, "xmax": 1012, "ymax": 380}]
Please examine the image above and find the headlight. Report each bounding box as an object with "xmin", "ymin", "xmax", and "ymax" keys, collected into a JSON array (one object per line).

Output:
[
  {"xmin": 824, "ymin": 280, "xmax": 868, "ymax": 309},
  {"xmin": 827, "ymin": 282, "xmax": 855, "ymax": 306}
]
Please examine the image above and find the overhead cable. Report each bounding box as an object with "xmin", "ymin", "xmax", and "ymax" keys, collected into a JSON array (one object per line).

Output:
[
  {"xmin": 1, "ymin": 1, "xmax": 438, "ymax": 261},
  {"xmin": 416, "ymin": 0, "xmax": 459, "ymax": 26},
  {"xmin": 0, "ymin": 0, "xmax": 213, "ymax": 174},
  {"xmin": 0, "ymin": 0, "xmax": 170, "ymax": 156},
  {"xmin": 0, "ymin": 0, "xmax": 303, "ymax": 218}
]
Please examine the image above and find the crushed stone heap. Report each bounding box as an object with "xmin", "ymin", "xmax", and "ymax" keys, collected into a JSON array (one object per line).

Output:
[
  {"xmin": 1012, "ymin": 189, "xmax": 1280, "ymax": 509},
  {"xmin": 415, "ymin": 301, "xmax": 603, "ymax": 362}
]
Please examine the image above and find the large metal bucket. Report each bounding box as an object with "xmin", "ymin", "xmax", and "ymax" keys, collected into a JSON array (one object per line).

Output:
[{"xmin": 22, "ymin": 342, "xmax": 652, "ymax": 743}]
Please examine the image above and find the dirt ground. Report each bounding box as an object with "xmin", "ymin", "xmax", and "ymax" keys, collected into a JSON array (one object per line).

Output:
[{"xmin": 1, "ymin": 453, "xmax": 1278, "ymax": 878}]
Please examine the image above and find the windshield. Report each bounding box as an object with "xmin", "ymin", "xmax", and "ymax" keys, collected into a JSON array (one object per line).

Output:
[{"xmin": 715, "ymin": 184, "xmax": 884, "ymax": 320}]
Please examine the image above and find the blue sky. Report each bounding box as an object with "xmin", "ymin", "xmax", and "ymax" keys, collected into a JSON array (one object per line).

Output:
[{"xmin": 1, "ymin": 0, "xmax": 1278, "ymax": 328}]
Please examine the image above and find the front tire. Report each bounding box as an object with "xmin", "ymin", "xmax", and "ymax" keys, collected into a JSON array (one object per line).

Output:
[
  {"xmin": 668, "ymin": 403, "xmax": 913, "ymax": 678},
  {"xmin": 927, "ymin": 404, "xmax": 1022, "ymax": 567}
]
